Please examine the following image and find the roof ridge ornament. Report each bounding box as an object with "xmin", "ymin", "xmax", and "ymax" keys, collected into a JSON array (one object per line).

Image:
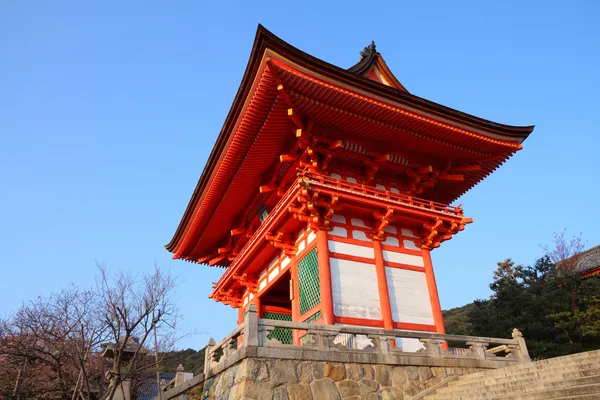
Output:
[{"xmin": 359, "ymin": 41, "xmax": 376, "ymax": 59}]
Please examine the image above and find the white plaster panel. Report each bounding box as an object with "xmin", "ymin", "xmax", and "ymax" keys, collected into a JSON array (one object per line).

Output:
[
  {"xmin": 330, "ymin": 258, "xmax": 381, "ymax": 320},
  {"xmin": 268, "ymin": 256, "xmax": 278, "ymax": 269},
  {"xmin": 306, "ymin": 231, "xmax": 317, "ymax": 244},
  {"xmin": 281, "ymin": 257, "xmax": 291, "ymax": 269},
  {"xmin": 376, "ymin": 184, "xmax": 386, "ymax": 191},
  {"xmin": 296, "ymin": 228, "xmax": 305, "ymax": 242},
  {"xmin": 352, "ymin": 230, "xmax": 370, "ymax": 242},
  {"xmin": 259, "ymin": 280, "xmax": 267, "ymax": 291},
  {"xmin": 331, "ymin": 173, "xmax": 342, "ymax": 179},
  {"xmin": 243, "ymin": 297, "xmax": 249, "ymax": 306},
  {"xmin": 384, "ymin": 225, "xmax": 397, "ymax": 234},
  {"xmin": 330, "ymin": 226, "xmax": 348, "ymax": 237},
  {"xmin": 390, "ymin": 187, "xmax": 400, "ymax": 194},
  {"xmin": 259, "ymin": 268, "xmax": 267, "ymax": 278},
  {"xmin": 351, "ymin": 218, "xmax": 368, "ymax": 228},
  {"xmin": 297, "ymin": 239, "xmax": 306, "ymax": 253},
  {"xmin": 401, "ymin": 228, "xmax": 417, "ymax": 238},
  {"xmin": 331, "ymin": 214, "xmax": 347, "ymax": 224},
  {"xmin": 403, "ymin": 239, "xmax": 420, "ymax": 251},
  {"xmin": 346, "ymin": 177, "xmax": 357, "ymax": 183},
  {"xmin": 382, "ymin": 250, "xmax": 424, "ymax": 266},
  {"xmin": 268, "ymin": 267, "xmax": 280, "ymax": 282},
  {"xmin": 383, "ymin": 236, "xmax": 400, "ymax": 247},
  {"xmin": 385, "ymin": 267, "xmax": 434, "ymax": 325},
  {"xmin": 328, "ymin": 240, "xmax": 374, "ymax": 258}
]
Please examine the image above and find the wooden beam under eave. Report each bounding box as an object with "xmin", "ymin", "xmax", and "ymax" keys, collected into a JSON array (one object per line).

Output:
[
  {"xmin": 287, "ymin": 108, "xmax": 304, "ymax": 130},
  {"xmin": 452, "ymin": 164, "xmax": 482, "ymax": 173},
  {"xmin": 259, "ymin": 183, "xmax": 277, "ymax": 193},
  {"xmin": 439, "ymin": 173, "xmax": 464, "ymax": 182}
]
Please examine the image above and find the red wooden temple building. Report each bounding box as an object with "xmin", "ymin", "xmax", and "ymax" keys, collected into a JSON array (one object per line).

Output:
[{"xmin": 166, "ymin": 26, "xmax": 534, "ymax": 348}]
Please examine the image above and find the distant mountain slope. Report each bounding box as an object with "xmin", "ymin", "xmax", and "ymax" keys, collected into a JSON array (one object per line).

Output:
[
  {"xmin": 443, "ymin": 303, "xmax": 474, "ymax": 336},
  {"xmin": 160, "ymin": 348, "xmax": 205, "ymax": 374}
]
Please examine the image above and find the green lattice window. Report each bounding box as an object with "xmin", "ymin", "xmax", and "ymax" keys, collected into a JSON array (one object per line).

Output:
[
  {"xmin": 303, "ymin": 311, "xmax": 322, "ymax": 323},
  {"xmin": 263, "ymin": 312, "xmax": 292, "ymax": 344},
  {"xmin": 298, "ymin": 248, "xmax": 321, "ymax": 315}
]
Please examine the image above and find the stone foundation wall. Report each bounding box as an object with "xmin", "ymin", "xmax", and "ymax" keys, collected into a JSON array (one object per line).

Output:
[{"xmin": 185, "ymin": 358, "xmax": 484, "ymax": 400}]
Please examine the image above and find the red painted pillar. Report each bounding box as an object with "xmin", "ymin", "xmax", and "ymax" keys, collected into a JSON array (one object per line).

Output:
[
  {"xmin": 423, "ymin": 249, "xmax": 445, "ymax": 334},
  {"xmin": 316, "ymin": 229, "xmax": 334, "ymax": 325},
  {"xmin": 290, "ymin": 255, "xmax": 301, "ymax": 344},
  {"xmin": 373, "ymin": 240, "xmax": 394, "ymax": 331},
  {"xmin": 253, "ymin": 295, "xmax": 262, "ymax": 318}
]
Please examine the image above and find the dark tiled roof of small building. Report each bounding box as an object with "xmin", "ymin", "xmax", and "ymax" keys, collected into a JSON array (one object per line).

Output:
[{"xmin": 574, "ymin": 245, "xmax": 600, "ymax": 274}]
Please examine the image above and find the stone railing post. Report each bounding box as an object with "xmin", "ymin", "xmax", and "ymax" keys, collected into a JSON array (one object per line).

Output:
[
  {"xmin": 243, "ymin": 303, "xmax": 259, "ymax": 347},
  {"xmin": 174, "ymin": 364, "xmax": 185, "ymax": 386},
  {"xmin": 512, "ymin": 328, "xmax": 531, "ymax": 362},
  {"xmin": 307, "ymin": 330, "xmax": 329, "ymax": 348},
  {"xmin": 420, "ymin": 339, "xmax": 443, "ymax": 358},
  {"xmin": 467, "ymin": 342, "xmax": 489, "ymax": 360},
  {"xmin": 203, "ymin": 337, "xmax": 215, "ymax": 375},
  {"xmin": 368, "ymin": 334, "xmax": 394, "ymax": 355}
]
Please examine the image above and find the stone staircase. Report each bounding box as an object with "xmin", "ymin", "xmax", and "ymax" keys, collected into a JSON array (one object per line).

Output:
[{"xmin": 421, "ymin": 350, "xmax": 600, "ymax": 399}]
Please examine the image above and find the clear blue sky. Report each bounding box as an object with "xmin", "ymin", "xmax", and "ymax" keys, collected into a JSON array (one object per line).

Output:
[{"xmin": 1, "ymin": 1, "xmax": 598, "ymax": 349}]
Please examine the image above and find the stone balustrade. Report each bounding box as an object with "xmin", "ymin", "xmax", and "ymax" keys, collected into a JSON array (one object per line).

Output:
[{"xmin": 203, "ymin": 304, "xmax": 530, "ymax": 375}]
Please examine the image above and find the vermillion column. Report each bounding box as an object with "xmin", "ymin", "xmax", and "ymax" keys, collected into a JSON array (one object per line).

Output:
[
  {"xmin": 290, "ymin": 255, "xmax": 301, "ymax": 344},
  {"xmin": 316, "ymin": 229, "xmax": 334, "ymax": 325},
  {"xmin": 253, "ymin": 295, "xmax": 262, "ymax": 318},
  {"xmin": 373, "ymin": 240, "xmax": 394, "ymax": 331},
  {"xmin": 422, "ymin": 249, "xmax": 445, "ymax": 334}
]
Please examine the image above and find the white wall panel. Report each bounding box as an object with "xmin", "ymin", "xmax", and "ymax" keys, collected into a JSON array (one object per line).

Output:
[
  {"xmin": 297, "ymin": 240, "xmax": 306, "ymax": 253},
  {"xmin": 330, "ymin": 226, "xmax": 348, "ymax": 237},
  {"xmin": 403, "ymin": 239, "xmax": 420, "ymax": 251},
  {"xmin": 328, "ymin": 240, "xmax": 373, "ymax": 258},
  {"xmin": 330, "ymin": 258, "xmax": 381, "ymax": 320},
  {"xmin": 383, "ymin": 236, "xmax": 400, "ymax": 247},
  {"xmin": 351, "ymin": 218, "xmax": 368, "ymax": 228},
  {"xmin": 401, "ymin": 228, "xmax": 417, "ymax": 238},
  {"xmin": 332, "ymin": 214, "xmax": 346, "ymax": 224},
  {"xmin": 386, "ymin": 267, "xmax": 434, "ymax": 325},
  {"xmin": 382, "ymin": 250, "xmax": 424, "ymax": 266},
  {"xmin": 268, "ymin": 267, "xmax": 280, "ymax": 282},
  {"xmin": 352, "ymin": 230, "xmax": 370, "ymax": 242}
]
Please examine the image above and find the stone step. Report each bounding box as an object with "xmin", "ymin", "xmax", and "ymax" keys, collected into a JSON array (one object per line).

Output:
[
  {"xmin": 439, "ymin": 370, "xmax": 600, "ymax": 396},
  {"xmin": 426, "ymin": 375, "xmax": 600, "ymax": 400},
  {"xmin": 444, "ymin": 361, "xmax": 600, "ymax": 390},
  {"xmin": 448, "ymin": 356, "xmax": 600, "ymax": 386},
  {"xmin": 493, "ymin": 383, "xmax": 600, "ymax": 400}
]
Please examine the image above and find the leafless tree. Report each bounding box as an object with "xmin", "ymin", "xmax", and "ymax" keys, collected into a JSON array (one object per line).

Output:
[
  {"xmin": 96, "ymin": 264, "xmax": 178, "ymax": 400},
  {"xmin": 542, "ymin": 229, "xmax": 586, "ymax": 272},
  {"xmin": 0, "ymin": 286, "xmax": 109, "ymax": 400},
  {"xmin": 0, "ymin": 264, "xmax": 180, "ymax": 400}
]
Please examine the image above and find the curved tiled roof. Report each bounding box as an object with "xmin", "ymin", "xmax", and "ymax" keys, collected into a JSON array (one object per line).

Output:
[
  {"xmin": 164, "ymin": 24, "xmax": 535, "ymax": 264},
  {"xmin": 574, "ymin": 245, "xmax": 600, "ymax": 275}
]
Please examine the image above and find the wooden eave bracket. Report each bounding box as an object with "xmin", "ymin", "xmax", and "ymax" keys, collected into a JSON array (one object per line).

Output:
[
  {"xmin": 421, "ymin": 215, "xmax": 473, "ymax": 249},
  {"xmin": 232, "ymin": 273, "xmax": 258, "ymax": 292},
  {"xmin": 373, "ymin": 208, "xmax": 394, "ymax": 240},
  {"xmin": 265, "ymin": 231, "xmax": 296, "ymax": 256}
]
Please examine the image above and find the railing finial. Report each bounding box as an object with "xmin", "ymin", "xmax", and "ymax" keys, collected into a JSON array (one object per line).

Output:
[{"xmin": 512, "ymin": 328, "xmax": 523, "ymax": 338}]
